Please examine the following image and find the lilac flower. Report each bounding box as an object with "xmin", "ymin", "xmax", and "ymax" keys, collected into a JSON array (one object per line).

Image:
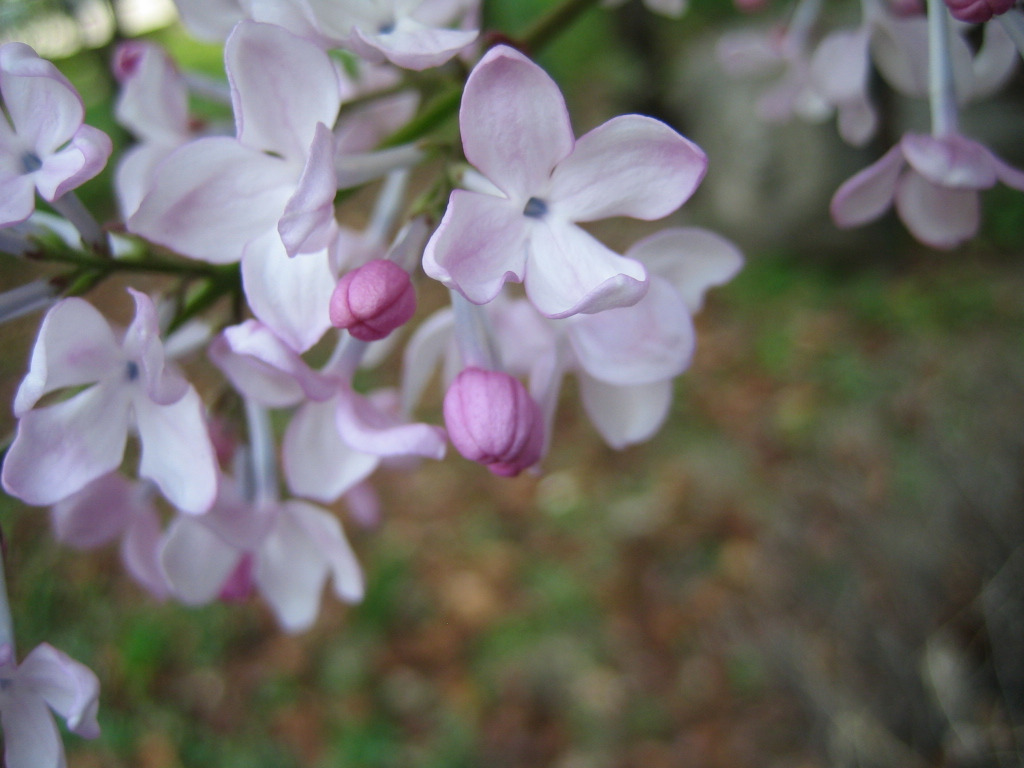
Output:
[
  {"xmin": 160, "ymin": 479, "xmax": 364, "ymax": 633},
  {"xmin": 50, "ymin": 473, "xmax": 170, "ymax": 599},
  {"xmin": 0, "ymin": 642, "xmax": 100, "ymax": 768},
  {"xmin": 0, "ymin": 42, "xmax": 112, "ymax": 228},
  {"xmin": 831, "ymin": 132, "xmax": 1024, "ymax": 248},
  {"xmin": 330, "ymin": 259, "xmax": 417, "ymax": 341},
  {"xmin": 423, "ymin": 45, "xmax": 707, "ymax": 319},
  {"xmin": 1, "ymin": 290, "xmax": 218, "ymax": 514}
]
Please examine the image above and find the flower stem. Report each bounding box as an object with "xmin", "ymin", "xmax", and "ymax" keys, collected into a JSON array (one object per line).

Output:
[
  {"xmin": 519, "ymin": 0, "xmax": 605, "ymax": 53},
  {"xmin": 926, "ymin": 0, "xmax": 958, "ymax": 136},
  {"xmin": 49, "ymin": 191, "xmax": 109, "ymax": 256},
  {"xmin": 451, "ymin": 290, "xmax": 500, "ymax": 370},
  {"xmin": 0, "ymin": 539, "xmax": 15, "ymax": 656}
]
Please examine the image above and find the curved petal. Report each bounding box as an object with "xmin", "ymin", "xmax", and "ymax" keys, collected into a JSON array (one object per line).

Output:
[
  {"xmin": 128, "ymin": 137, "xmax": 294, "ymax": 264},
  {"xmin": 160, "ymin": 516, "xmax": 240, "ymax": 604},
  {"xmin": 123, "ymin": 288, "xmax": 188, "ymax": 406},
  {"xmin": 830, "ymin": 143, "xmax": 904, "ymax": 227},
  {"xmin": 278, "ymin": 122, "xmax": 338, "ymax": 256},
  {"xmin": 894, "ymin": 170, "xmax": 978, "ymax": 249},
  {"xmin": 549, "ymin": 114, "xmax": 707, "ymax": 222},
  {"xmin": 35, "ymin": 124, "xmax": 113, "ymax": 202},
  {"xmin": 625, "ymin": 227, "xmax": 744, "ymax": 313},
  {"xmin": 422, "ymin": 189, "xmax": 528, "ymax": 304},
  {"xmin": 18, "ymin": 642, "xmax": 100, "ymax": 738},
  {"xmin": 283, "ymin": 399, "xmax": 379, "ymax": 503},
  {"xmin": 579, "ymin": 376, "xmax": 674, "ymax": 449},
  {"xmin": 459, "ymin": 45, "xmax": 574, "ymax": 200},
  {"xmin": 870, "ymin": 14, "xmax": 929, "ymax": 97},
  {"xmin": 13, "ymin": 297, "xmax": 121, "ymax": 415},
  {"xmin": 115, "ymin": 142, "xmax": 177, "ymax": 219},
  {"xmin": 900, "ymin": 133, "xmax": 997, "ymax": 189},
  {"xmin": 172, "ymin": 0, "xmax": 245, "ymax": 41},
  {"xmin": 49, "ymin": 473, "xmax": 135, "ymax": 550},
  {"xmin": 226, "ymin": 21, "xmax": 341, "ymax": 162},
  {"xmin": 285, "ymin": 501, "xmax": 364, "ymax": 603},
  {"xmin": 568, "ymin": 276, "xmax": 694, "ymax": 386},
  {"xmin": 988, "ymin": 148, "xmax": 1024, "ymax": 192},
  {"xmin": 210, "ymin": 320, "xmax": 335, "ymax": 407},
  {"xmin": 523, "ymin": 221, "xmax": 648, "ymax": 319},
  {"xmin": 335, "ymin": 389, "xmax": 447, "ymax": 459},
  {"xmin": 114, "ymin": 42, "xmax": 190, "ymax": 144},
  {"xmin": 255, "ymin": 511, "xmax": 330, "ymax": 633},
  {"xmin": 2, "ymin": 382, "xmax": 129, "ymax": 507},
  {"xmin": 969, "ymin": 19, "xmax": 1017, "ymax": 99},
  {"xmin": 241, "ymin": 233, "xmax": 335, "ymax": 353},
  {"xmin": 349, "ymin": 21, "xmax": 478, "ymax": 70},
  {"xmin": 0, "ymin": 173, "xmax": 36, "ymax": 228},
  {"xmin": 0, "ymin": 43, "xmax": 82, "ymax": 154},
  {"xmin": 133, "ymin": 387, "xmax": 218, "ymax": 515}
]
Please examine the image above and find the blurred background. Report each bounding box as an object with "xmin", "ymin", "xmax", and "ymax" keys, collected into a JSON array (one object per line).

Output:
[{"xmin": 1, "ymin": 0, "xmax": 1024, "ymax": 765}]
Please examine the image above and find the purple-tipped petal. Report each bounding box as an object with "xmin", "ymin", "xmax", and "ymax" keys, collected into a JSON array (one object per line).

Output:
[
  {"xmin": 894, "ymin": 170, "xmax": 979, "ymax": 249},
  {"xmin": 36, "ymin": 125, "xmax": 112, "ymax": 202},
  {"xmin": 523, "ymin": 221, "xmax": 648, "ymax": 318},
  {"xmin": 830, "ymin": 143, "xmax": 905, "ymax": 227},
  {"xmin": 459, "ymin": 45, "xmax": 574, "ymax": 200},
  {"xmin": 549, "ymin": 115, "xmax": 707, "ymax": 222}
]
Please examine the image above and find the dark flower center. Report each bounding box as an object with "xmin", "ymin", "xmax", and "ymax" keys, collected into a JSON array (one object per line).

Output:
[{"xmin": 523, "ymin": 197, "xmax": 548, "ymax": 219}]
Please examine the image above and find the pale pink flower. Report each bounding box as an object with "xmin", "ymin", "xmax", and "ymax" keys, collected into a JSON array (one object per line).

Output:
[
  {"xmin": 0, "ymin": 43, "xmax": 111, "ymax": 228},
  {"xmin": 0, "ymin": 642, "xmax": 100, "ymax": 768},
  {"xmin": 831, "ymin": 132, "xmax": 1024, "ymax": 248},
  {"xmin": 423, "ymin": 45, "xmax": 707, "ymax": 319},
  {"xmin": 1, "ymin": 290, "xmax": 218, "ymax": 513}
]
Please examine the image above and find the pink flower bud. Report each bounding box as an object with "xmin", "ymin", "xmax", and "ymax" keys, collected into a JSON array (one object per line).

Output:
[
  {"xmin": 443, "ymin": 368, "xmax": 544, "ymax": 477},
  {"xmin": 112, "ymin": 41, "xmax": 147, "ymax": 82},
  {"xmin": 943, "ymin": 0, "xmax": 1014, "ymax": 22},
  {"xmin": 329, "ymin": 259, "xmax": 416, "ymax": 341}
]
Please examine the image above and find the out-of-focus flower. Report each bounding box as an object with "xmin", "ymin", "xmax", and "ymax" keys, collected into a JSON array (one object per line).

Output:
[
  {"xmin": 0, "ymin": 642, "xmax": 100, "ymax": 768},
  {"xmin": 944, "ymin": 0, "xmax": 1015, "ymax": 23}
]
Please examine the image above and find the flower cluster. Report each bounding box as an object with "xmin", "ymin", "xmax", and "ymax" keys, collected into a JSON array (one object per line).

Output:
[{"xmin": 0, "ymin": 0, "xmax": 742, "ymax": 761}]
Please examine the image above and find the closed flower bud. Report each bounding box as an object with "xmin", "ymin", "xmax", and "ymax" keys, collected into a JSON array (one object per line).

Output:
[
  {"xmin": 943, "ymin": 0, "xmax": 1014, "ymax": 23},
  {"xmin": 329, "ymin": 259, "xmax": 416, "ymax": 341},
  {"xmin": 443, "ymin": 368, "xmax": 544, "ymax": 477}
]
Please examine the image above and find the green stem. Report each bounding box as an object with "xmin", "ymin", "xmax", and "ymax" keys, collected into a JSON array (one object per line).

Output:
[{"xmin": 519, "ymin": 0, "xmax": 605, "ymax": 53}]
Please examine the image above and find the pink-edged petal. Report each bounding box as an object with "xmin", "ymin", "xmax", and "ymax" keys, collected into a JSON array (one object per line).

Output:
[
  {"xmin": 283, "ymin": 399, "xmax": 379, "ymax": 503},
  {"xmin": 422, "ymin": 189, "xmax": 528, "ymax": 304},
  {"xmin": 285, "ymin": 501, "xmax": 364, "ymax": 603},
  {"xmin": 459, "ymin": 45, "xmax": 574, "ymax": 200},
  {"xmin": 120, "ymin": 505, "xmax": 171, "ymax": 599},
  {"xmin": 523, "ymin": 221, "xmax": 648, "ymax": 319},
  {"xmin": 240, "ymin": 233, "xmax": 335, "ymax": 353},
  {"xmin": 210, "ymin": 320, "xmax": 335, "ymax": 407},
  {"xmin": 279, "ymin": 123, "xmax": 338, "ymax": 256},
  {"xmin": 349, "ymin": 21, "xmax": 478, "ymax": 70},
  {"xmin": 255, "ymin": 511, "xmax": 331, "ymax": 633},
  {"xmin": 133, "ymin": 387, "xmax": 217, "ymax": 515},
  {"xmin": 13, "ymin": 297, "xmax": 121, "ymax": 415},
  {"xmin": 226, "ymin": 21, "xmax": 341, "ymax": 162},
  {"xmin": 626, "ymin": 227, "xmax": 744, "ymax": 313},
  {"xmin": 0, "ymin": 43, "xmax": 82, "ymax": 154},
  {"xmin": 894, "ymin": 171, "xmax": 979, "ymax": 249},
  {"xmin": 2, "ymin": 688, "xmax": 63, "ymax": 768},
  {"xmin": 128, "ymin": 137, "xmax": 294, "ymax": 264},
  {"xmin": 987, "ymin": 149, "xmax": 1024, "ymax": 192},
  {"xmin": 172, "ymin": 0, "xmax": 246, "ymax": 41},
  {"xmin": 830, "ymin": 143, "xmax": 905, "ymax": 227},
  {"xmin": 568, "ymin": 275, "xmax": 694, "ymax": 386},
  {"xmin": 401, "ymin": 306, "xmax": 454, "ymax": 414},
  {"xmin": 123, "ymin": 288, "xmax": 188, "ymax": 406},
  {"xmin": 2, "ymin": 383, "xmax": 129, "ymax": 506},
  {"xmin": 17, "ymin": 643, "xmax": 100, "ymax": 738},
  {"xmin": 549, "ymin": 115, "xmax": 707, "ymax": 222},
  {"xmin": 160, "ymin": 516, "xmax": 240, "ymax": 604},
  {"xmin": 34, "ymin": 125, "xmax": 112, "ymax": 202},
  {"xmin": 0, "ymin": 173, "xmax": 36, "ymax": 228},
  {"xmin": 578, "ymin": 376, "xmax": 674, "ymax": 449},
  {"xmin": 900, "ymin": 133, "xmax": 997, "ymax": 189},
  {"xmin": 49, "ymin": 473, "xmax": 135, "ymax": 549},
  {"xmin": 335, "ymin": 389, "xmax": 447, "ymax": 459}
]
